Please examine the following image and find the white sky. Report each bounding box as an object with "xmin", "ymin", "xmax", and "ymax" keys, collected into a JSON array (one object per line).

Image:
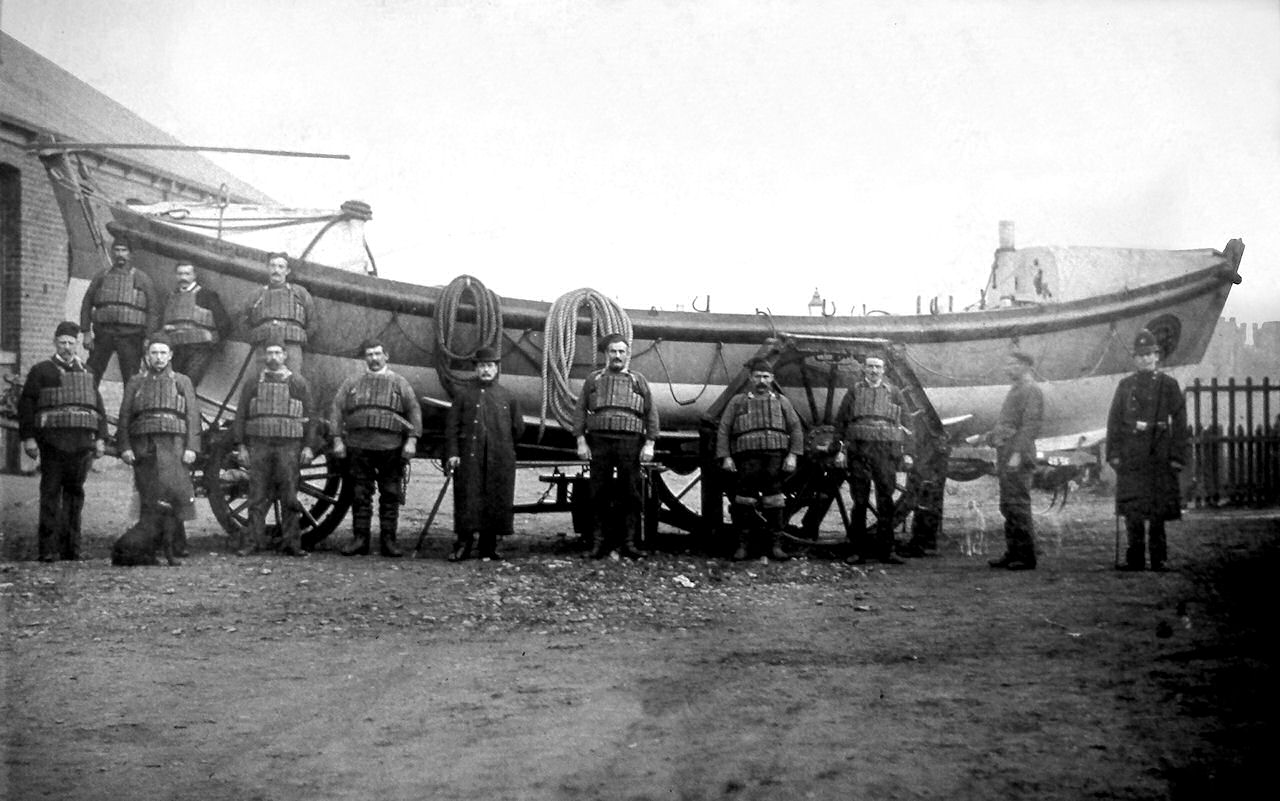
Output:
[{"xmin": 5, "ymin": 0, "xmax": 1279, "ymax": 322}]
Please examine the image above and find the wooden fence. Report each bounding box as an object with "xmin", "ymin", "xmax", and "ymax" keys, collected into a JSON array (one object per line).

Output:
[{"xmin": 1184, "ymin": 377, "xmax": 1279, "ymax": 507}]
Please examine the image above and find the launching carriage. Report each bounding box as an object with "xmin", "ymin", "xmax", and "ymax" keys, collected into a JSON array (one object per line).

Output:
[{"xmin": 33, "ymin": 143, "xmax": 1245, "ymax": 553}]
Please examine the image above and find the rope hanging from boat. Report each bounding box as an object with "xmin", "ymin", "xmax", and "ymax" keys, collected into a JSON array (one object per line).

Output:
[
  {"xmin": 433, "ymin": 275, "xmax": 504, "ymax": 397},
  {"xmin": 540, "ymin": 288, "xmax": 633, "ymax": 432}
]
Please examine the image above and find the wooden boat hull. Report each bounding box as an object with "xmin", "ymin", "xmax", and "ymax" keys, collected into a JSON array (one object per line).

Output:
[{"xmin": 81, "ymin": 204, "xmax": 1242, "ymax": 446}]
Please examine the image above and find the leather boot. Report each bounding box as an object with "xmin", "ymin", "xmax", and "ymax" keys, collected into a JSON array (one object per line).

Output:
[
  {"xmin": 449, "ymin": 533, "xmax": 474, "ymax": 562},
  {"xmin": 590, "ymin": 534, "xmax": 612, "ymax": 559},
  {"xmin": 340, "ymin": 531, "xmax": 371, "ymax": 556},
  {"xmin": 478, "ymin": 530, "xmax": 502, "ymax": 560},
  {"xmin": 769, "ymin": 533, "xmax": 790, "ymax": 561},
  {"xmin": 380, "ymin": 530, "xmax": 403, "ymax": 558},
  {"xmin": 621, "ymin": 530, "xmax": 648, "ymax": 559}
]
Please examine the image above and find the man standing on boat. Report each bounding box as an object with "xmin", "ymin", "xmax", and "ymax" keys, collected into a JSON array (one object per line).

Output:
[
  {"xmin": 716, "ymin": 357, "xmax": 805, "ymax": 561},
  {"xmin": 834, "ymin": 355, "xmax": 909, "ymax": 565},
  {"xmin": 331, "ymin": 339, "xmax": 421, "ymax": 557},
  {"xmin": 117, "ymin": 332, "xmax": 201, "ymax": 564},
  {"xmin": 231, "ymin": 330, "xmax": 316, "ymax": 557},
  {"xmin": 81, "ymin": 234, "xmax": 160, "ymax": 388},
  {"xmin": 1106, "ymin": 329, "xmax": 1188, "ymax": 572},
  {"xmin": 245, "ymin": 252, "xmax": 315, "ymax": 374},
  {"xmin": 984, "ymin": 352, "xmax": 1043, "ymax": 571},
  {"xmin": 162, "ymin": 261, "xmax": 231, "ymax": 390},
  {"xmin": 18, "ymin": 322, "xmax": 108, "ymax": 561},
  {"xmin": 572, "ymin": 333, "xmax": 659, "ymax": 559},
  {"xmin": 445, "ymin": 347, "xmax": 525, "ymax": 562}
]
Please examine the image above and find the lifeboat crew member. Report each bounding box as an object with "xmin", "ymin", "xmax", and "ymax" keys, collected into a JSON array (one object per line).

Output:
[
  {"xmin": 716, "ymin": 357, "xmax": 805, "ymax": 561},
  {"xmin": 983, "ymin": 351, "xmax": 1043, "ymax": 571},
  {"xmin": 331, "ymin": 339, "xmax": 422, "ymax": 557},
  {"xmin": 18, "ymin": 322, "xmax": 108, "ymax": 561},
  {"xmin": 80, "ymin": 234, "xmax": 160, "ymax": 387},
  {"xmin": 1106, "ymin": 329, "xmax": 1188, "ymax": 572},
  {"xmin": 161, "ymin": 261, "xmax": 231, "ymax": 389},
  {"xmin": 231, "ymin": 330, "xmax": 316, "ymax": 557},
  {"xmin": 244, "ymin": 252, "xmax": 315, "ymax": 374},
  {"xmin": 571, "ymin": 333, "xmax": 660, "ymax": 560},
  {"xmin": 445, "ymin": 346, "xmax": 525, "ymax": 562},
  {"xmin": 117, "ymin": 331, "xmax": 202, "ymax": 565},
  {"xmin": 834, "ymin": 355, "xmax": 909, "ymax": 565}
]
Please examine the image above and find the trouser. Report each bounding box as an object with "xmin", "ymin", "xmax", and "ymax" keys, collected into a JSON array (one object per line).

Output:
[
  {"xmin": 349, "ymin": 447, "xmax": 405, "ymax": 539},
  {"xmin": 728, "ymin": 451, "xmax": 788, "ymax": 555},
  {"xmin": 587, "ymin": 435, "xmax": 644, "ymax": 551},
  {"xmin": 848, "ymin": 442, "xmax": 899, "ymax": 560},
  {"xmin": 245, "ymin": 439, "xmax": 303, "ymax": 551},
  {"xmin": 1124, "ymin": 517, "xmax": 1168, "ymax": 568},
  {"xmin": 36, "ymin": 444, "xmax": 94, "ymax": 560},
  {"xmin": 172, "ymin": 344, "xmax": 219, "ymax": 390},
  {"xmin": 797, "ymin": 466, "xmax": 843, "ymax": 537},
  {"xmin": 86, "ymin": 327, "xmax": 145, "ymax": 387},
  {"xmin": 998, "ymin": 464, "xmax": 1037, "ymax": 563}
]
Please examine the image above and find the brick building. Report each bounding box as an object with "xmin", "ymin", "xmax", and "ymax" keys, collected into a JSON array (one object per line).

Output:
[{"xmin": 0, "ymin": 31, "xmax": 270, "ymax": 471}]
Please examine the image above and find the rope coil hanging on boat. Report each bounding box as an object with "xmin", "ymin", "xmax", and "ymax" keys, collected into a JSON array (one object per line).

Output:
[
  {"xmin": 540, "ymin": 288, "xmax": 633, "ymax": 431},
  {"xmin": 433, "ymin": 274, "xmax": 504, "ymax": 397}
]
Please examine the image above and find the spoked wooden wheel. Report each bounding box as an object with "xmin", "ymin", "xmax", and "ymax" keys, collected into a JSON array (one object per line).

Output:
[{"xmin": 203, "ymin": 433, "xmax": 351, "ymax": 550}]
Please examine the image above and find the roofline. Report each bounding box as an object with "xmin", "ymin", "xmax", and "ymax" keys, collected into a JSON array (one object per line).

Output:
[{"xmin": 0, "ymin": 112, "xmax": 272, "ymax": 205}]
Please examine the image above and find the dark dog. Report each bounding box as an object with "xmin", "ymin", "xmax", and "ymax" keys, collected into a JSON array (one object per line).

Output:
[{"xmin": 111, "ymin": 514, "xmax": 180, "ymax": 566}]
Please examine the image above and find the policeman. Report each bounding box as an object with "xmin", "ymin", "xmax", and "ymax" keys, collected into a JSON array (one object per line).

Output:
[
  {"xmin": 716, "ymin": 357, "xmax": 805, "ymax": 561},
  {"xmin": 985, "ymin": 352, "xmax": 1043, "ymax": 571},
  {"xmin": 162, "ymin": 261, "xmax": 231, "ymax": 388},
  {"xmin": 1106, "ymin": 329, "xmax": 1188, "ymax": 572},
  {"xmin": 244, "ymin": 252, "xmax": 315, "ymax": 374},
  {"xmin": 571, "ymin": 333, "xmax": 660, "ymax": 559},
  {"xmin": 834, "ymin": 356, "xmax": 908, "ymax": 565},
  {"xmin": 117, "ymin": 332, "xmax": 201, "ymax": 564},
  {"xmin": 231, "ymin": 330, "xmax": 316, "ymax": 556},
  {"xmin": 331, "ymin": 339, "xmax": 422, "ymax": 557},
  {"xmin": 18, "ymin": 322, "xmax": 108, "ymax": 561},
  {"xmin": 80, "ymin": 234, "xmax": 159, "ymax": 387}
]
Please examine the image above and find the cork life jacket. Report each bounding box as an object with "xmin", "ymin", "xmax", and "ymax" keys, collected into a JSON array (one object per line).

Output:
[
  {"xmin": 730, "ymin": 393, "xmax": 791, "ymax": 454},
  {"xmin": 164, "ymin": 290, "xmax": 219, "ymax": 346},
  {"xmin": 585, "ymin": 370, "xmax": 646, "ymax": 435},
  {"xmin": 343, "ymin": 372, "xmax": 409, "ymax": 433},
  {"xmin": 844, "ymin": 382, "xmax": 904, "ymax": 443},
  {"xmin": 248, "ymin": 285, "xmax": 308, "ymax": 344},
  {"xmin": 91, "ymin": 270, "xmax": 148, "ymax": 327},
  {"xmin": 36, "ymin": 369, "xmax": 101, "ymax": 432},
  {"xmin": 128, "ymin": 373, "xmax": 188, "ymax": 436},
  {"xmin": 245, "ymin": 372, "xmax": 305, "ymax": 440}
]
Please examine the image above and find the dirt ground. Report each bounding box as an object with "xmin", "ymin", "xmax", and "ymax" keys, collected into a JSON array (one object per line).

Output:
[{"xmin": 2, "ymin": 460, "xmax": 1276, "ymax": 801}]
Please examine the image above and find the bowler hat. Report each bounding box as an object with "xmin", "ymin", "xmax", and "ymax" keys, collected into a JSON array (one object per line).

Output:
[
  {"xmin": 473, "ymin": 346, "xmax": 500, "ymax": 364},
  {"xmin": 54, "ymin": 321, "xmax": 80, "ymax": 339},
  {"xmin": 1132, "ymin": 329, "xmax": 1160, "ymax": 355}
]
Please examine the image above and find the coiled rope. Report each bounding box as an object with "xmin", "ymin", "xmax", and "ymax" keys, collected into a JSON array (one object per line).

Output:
[
  {"xmin": 433, "ymin": 274, "xmax": 503, "ymax": 397},
  {"xmin": 541, "ymin": 288, "xmax": 633, "ymax": 430}
]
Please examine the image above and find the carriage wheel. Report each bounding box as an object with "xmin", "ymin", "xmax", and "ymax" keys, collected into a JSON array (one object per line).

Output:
[
  {"xmin": 651, "ymin": 469, "xmax": 706, "ymax": 534},
  {"xmin": 203, "ymin": 434, "xmax": 351, "ymax": 551}
]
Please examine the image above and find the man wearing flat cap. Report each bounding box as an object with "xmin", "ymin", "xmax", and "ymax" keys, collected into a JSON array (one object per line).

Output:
[
  {"xmin": 716, "ymin": 357, "xmax": 805, "ymax": 560},
  {"xmin": 18, "ymin": 322, "xmax": 108, "ymax": 561},
  {"xmin": 231, "ymin": 329, "xmax": 316, "ymax": 556},
  {"xmin": 571, "ymin": 333, "xmax": 660, "ymax": 559},
  {"xmin": 117, "ymin": 331, "xmax": 202, "ymax": 564},
  {"xmin": 984, "ymin": 351, "xmax": 1043, "ymax": 571},
  {"xmin": 331, "ymin": 338, "xmax": 422, "ymax": 557},
  {"xmin": 834, "ymin": 355, "xmax": 910, "ymax": 565},
  {"xmin": 81, "ymin": 234, "xmax": 160, "ymax": 388},
  {"xmin": 445, "ymin": 346, "xmax": 525, "ymax": 561},
  {"xmin": 1106, "ymin": 329, "xmax": 1188, "ymax": 572}
]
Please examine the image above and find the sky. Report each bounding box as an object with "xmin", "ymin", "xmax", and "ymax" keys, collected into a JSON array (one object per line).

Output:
[{"xmin": 4, "ymin": 0, "xmax": 1280, "ymax": 323}]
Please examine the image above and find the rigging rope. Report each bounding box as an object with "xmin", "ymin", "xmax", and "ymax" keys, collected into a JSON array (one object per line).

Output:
[
  {"xmin": 540, "ymin": 288, "xmax": 633, "ymax": 431},
  {"xmin": 433, "ymin": 275, "xmax": 503, "ymax": 397}
]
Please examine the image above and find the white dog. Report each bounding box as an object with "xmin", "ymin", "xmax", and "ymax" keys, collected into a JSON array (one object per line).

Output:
[{"xmin": 960, "ymin": 498, "xmax": 987, "ymax": 557}]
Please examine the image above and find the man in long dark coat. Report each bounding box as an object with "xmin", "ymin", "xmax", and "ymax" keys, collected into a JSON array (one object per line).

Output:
[
  {"xmin": 445, "ymin": 347, "xmax": 525, "ymax": 561},
  {"xmin": 1106, "ymin": 329, "xmax": 1188, "ymax": 572}
]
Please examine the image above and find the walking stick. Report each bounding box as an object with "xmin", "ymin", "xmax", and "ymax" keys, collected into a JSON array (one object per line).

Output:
[
  {"xmin": 1114, "ymin": 513, "xmax": 1121, "ymax": 569},
  {"xmin": 412, "ymin": 470, "xmax": 453, "ymax": 557}
]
